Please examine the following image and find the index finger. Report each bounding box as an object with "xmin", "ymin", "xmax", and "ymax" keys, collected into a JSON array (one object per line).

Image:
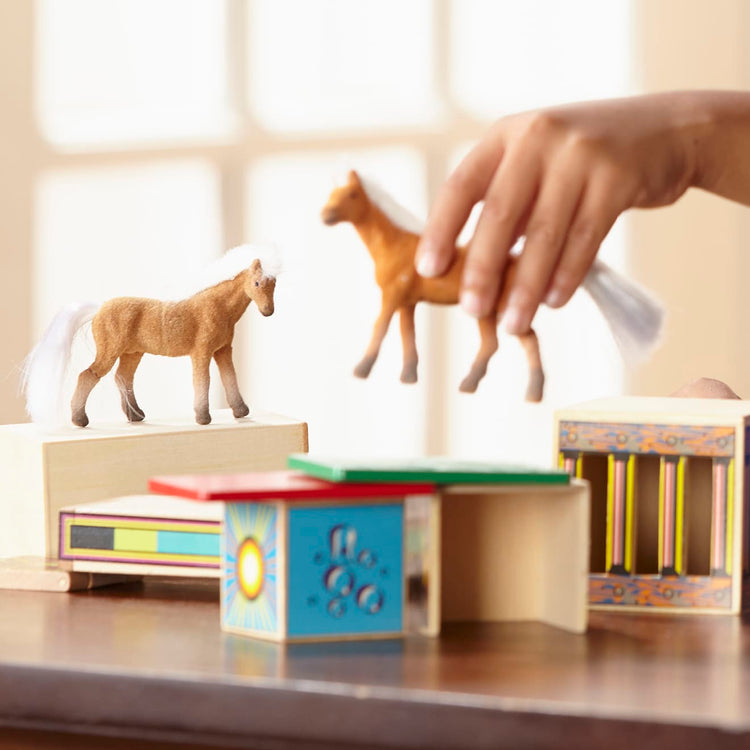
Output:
[{"xmin": 416, "ymin": 135, "xmax": 505, "ymax": 278}]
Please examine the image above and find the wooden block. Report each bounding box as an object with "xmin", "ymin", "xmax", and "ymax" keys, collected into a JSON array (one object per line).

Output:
[
  {"xmin": 177, "ymin": 468, "xmax": 586, "ymax": 639},
  {"xmin": 288, "ymin": 454, "xmax": 569, "ymax": 485},
  {"xmin": 440, "ymin": 481, "xmax": 590, "ymax": 634},
  {"xmin": 60, "ymin": 495, "xmax": 222, "ymax": 578},
  {"xmin": 0, "ymin": 556, "xmax": 131, "ymax": 592},
  {"xmin": 0, "ymin": 410, "xmax": 308, "ymax": 560},
  {"xmin": 150, "ymin": 469, "xmax": 435, "ymax": 501},
  {"xmin": 554, "ymin": 396, "xmax": 750, "ymax": 615},
  {"xmin": 404, "ymin": 494, "xmax": 442, "ymax": 636},
  {"xmin": 221, "ymin": 494, "xmax": 440, "ymax": 643},
  {"xmin": 555, "ymin": 395, "xmax": 750, "ymax": 427},
  {"xmin": 152, "ymin": 470, "xmax": 442, "ymax": 641}
]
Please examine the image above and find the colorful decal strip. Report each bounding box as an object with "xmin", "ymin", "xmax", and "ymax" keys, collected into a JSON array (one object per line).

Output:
[
  {"xmin": 223, "ymin": 503, "xmax": 279, "ymax": 635},
  {"xmin": 590, "ymin": 573, "xmax": 732, "ymax": 609},
  {"xmin": 560, "ymin": 421, "xmax": 735, "ymax": 458},
  {"xmin": 60, "ymin": 514, "xmax": 220, "ymax": 567}
]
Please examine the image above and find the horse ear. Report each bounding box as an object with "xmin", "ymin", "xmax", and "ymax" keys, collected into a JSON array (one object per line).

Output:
[
  {"xmin": 250, "ymin": 258, "xmax": 261, "ymax": 273},
  {"xmin": 348, "ymin": 170, "xmax": 361, "ymax": 187}
]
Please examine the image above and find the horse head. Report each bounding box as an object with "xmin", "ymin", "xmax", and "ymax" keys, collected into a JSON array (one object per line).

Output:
[
  {"xmin": 321, "ymin": 170, "xmax": 369, "ymax": 226},
  {"xmin": 246, "ymin": 259, "xmax": 276, "ymax": 317}
]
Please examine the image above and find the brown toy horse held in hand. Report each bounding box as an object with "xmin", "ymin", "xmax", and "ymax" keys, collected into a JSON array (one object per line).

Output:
[
  {"xmin": 322, "ymin": 170, "xmax": 664, "ymax": 400},
  {"xmin": 23, "ymin": 250, "xmax": 277, "ymax": 427},
  {"xmin": 322, "ymin": 170, "xmax": 542, "ymax": 397}
]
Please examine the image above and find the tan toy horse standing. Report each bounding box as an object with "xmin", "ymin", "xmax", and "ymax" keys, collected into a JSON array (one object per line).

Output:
[
  {"xmin": 322, "ymin": 170, "xmax": 664, "ymax": 400},
  {"xmin": 23, "ymin": 248, "xmax": 277, "ymax": 427}
]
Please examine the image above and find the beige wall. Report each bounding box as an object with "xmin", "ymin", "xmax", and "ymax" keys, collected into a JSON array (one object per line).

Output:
[
  {"xmin": 0, "ymin": 3, "xmax": 34, "ymax": 423},
  {"xmin": 629, "ymin": 0, "xmax": 750, "ymax": 397}
]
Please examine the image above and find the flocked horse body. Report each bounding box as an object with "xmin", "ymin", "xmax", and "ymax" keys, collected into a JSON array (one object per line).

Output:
[
  {"xmin": 322, "ymin": 170, "xmax": 663, "ymax": 399},
  {"xmin": 23, "ymin": 248, "xmax": 276, "ymax": 427}
]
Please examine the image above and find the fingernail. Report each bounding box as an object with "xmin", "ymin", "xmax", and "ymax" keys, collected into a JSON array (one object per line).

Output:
[
  {"xmin": 416, "ymin": 242, "xmax": 440, "ymax": 277},
  {"xmin": 503, "ymin": 291, "xmax": 531, "ymax": 334},
  {"xmin": 460, "ymin": 289, "xmax": 486, "ymax": 318},
  {"xmin": 545, "ymin": 287, "xmax": 565, "ymax": 308},
  {"xmin": 503, "ymin": 306, "xmax": 524, "ymax": 334}
]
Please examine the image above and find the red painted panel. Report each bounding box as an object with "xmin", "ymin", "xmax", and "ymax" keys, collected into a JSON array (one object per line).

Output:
[{"xmin": 150, "ymin": 470, "xmax": 435, "ymax": 502}]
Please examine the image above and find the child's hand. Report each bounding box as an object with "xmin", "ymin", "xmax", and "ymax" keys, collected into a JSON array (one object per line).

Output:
[{"xmin": 416, "ymin": 92, "xmax": 709, "ymax": 333}]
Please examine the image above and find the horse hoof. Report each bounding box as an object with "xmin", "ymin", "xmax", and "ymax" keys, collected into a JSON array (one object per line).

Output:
[
  {"xmin": 459, "ymin": 378, "xmax": 478, "ymax": 394},
  {"xmin": 195, "ymin": 413, "xmax": 211, "ymax": 426},
  {"xmin": 71, "ymin": 412, "xmax": 89, "ymax": 428},
  {"xmin": 400, "ymin": 371, "xmax": 418, "ymax": 384},
  {"xmin": 233, "ymin": 404, "xmax": 250, "ymax": 419},
  {"xmin": 525, "ymin": 371, "xmax": 545, "ymax": 402},
  {"xmin": 353, "ymin": 361, "xmax": 373, "ymax": 379},
  {"xmin": 128, "ymin": 411, "xmax": 146, "ymax": 423}
]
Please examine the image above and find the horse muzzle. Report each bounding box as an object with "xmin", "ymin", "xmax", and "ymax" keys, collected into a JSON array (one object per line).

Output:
[{"xmin": 321, "ymin": 207, "xmax": 341, "ymax": 225}]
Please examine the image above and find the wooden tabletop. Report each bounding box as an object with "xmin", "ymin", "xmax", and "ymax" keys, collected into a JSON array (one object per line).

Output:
[{"xmin": 0, "ymin": 580, "xmax": 749, "ymax": 749}]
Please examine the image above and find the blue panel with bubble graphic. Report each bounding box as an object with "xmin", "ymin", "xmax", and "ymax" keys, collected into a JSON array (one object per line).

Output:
[{"xmin": 287, "ymin": 503, "xmax": 404, "ymax": 638}]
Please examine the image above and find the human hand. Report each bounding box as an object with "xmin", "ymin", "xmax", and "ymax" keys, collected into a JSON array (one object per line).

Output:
[{"xmin": 415, "ymin": 92, "xmax": 706, "ymax": 333}]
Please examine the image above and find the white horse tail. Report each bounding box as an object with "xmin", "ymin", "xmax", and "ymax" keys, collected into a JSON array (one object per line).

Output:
[
  {"xmin": 22, "ymin": 302, "xmax": 100, "ymax": 426},
  {"xmin": 581, "ymin": 259, "xmax": 664, "ymax": 365}
]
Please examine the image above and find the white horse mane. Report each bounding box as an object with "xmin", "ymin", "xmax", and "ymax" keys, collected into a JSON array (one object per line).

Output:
[
  {"xmin": 185, "ymin": 243, "xmax": 282, "ymax": 297},
  {"xmin": 358, "ymin": 174, "xmax": 425, "ymax": 235}
]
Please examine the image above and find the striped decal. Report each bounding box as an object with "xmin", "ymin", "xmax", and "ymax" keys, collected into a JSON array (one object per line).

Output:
[
  {"xmin": 607, "ymin": 454, "xmax": 634, "ymax": 575},
  {"xmin": 675, "ymin": 457, "xmax": 685, "ymax": 575},
  {"xmin": 711, "ymin": 458, "xmax": 732, "ymax": 575},
  {"xmin": 726, "ymin": 459, "xmax": 735, "ymax": 576},
  {"xmin": 60, "ymin": 513, "xmax": 220, "ymax": 568},
  {"xmin": 658, "ymin": 456, "xmax": 685, "ymax": 576},
  {"xmin": 559, "ymin": 452, "xmax": 582, "ymax": 477}
]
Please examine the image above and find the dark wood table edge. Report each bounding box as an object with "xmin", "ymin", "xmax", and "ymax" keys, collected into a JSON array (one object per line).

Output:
[{"xmin": 0, "ymin": 663, "xmax": 748, "ymax": 750}]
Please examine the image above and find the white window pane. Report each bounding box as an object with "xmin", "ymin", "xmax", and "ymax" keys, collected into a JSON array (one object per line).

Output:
[
  {"xmin": 451, "ymin": 0, "xmax": 631, "ymax": 118},
  {"xmin": 243, "ymin": 148, "xmax": 430, "ymax": 455},
  {"xmin": 249, "ymin": 0, "xmax": 441, "ymax": 132},
  {"xmin": 34, "ymin": 161, "xmax": 223, "ymax": 423},
  {"xmin": 36, "ymin": 0, "xmax": 233, "ymax": 146}
]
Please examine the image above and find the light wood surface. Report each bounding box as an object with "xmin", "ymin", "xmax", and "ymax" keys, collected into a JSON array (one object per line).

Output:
[
  {"xmin": 0, "ymin": 556, "xmax": 130, "ymax": 592},
  {"xmin": 556, "ymin": 396, "xmax": 750, "ymax": 425},
  {"xmin": 440, "ymin": 481, "xmax": 589, "ymax": 633},
  {"xmin": 0, "ymin": 410, "xmax": 307, "ymax": 559},
  {"xmin": 62, "ymin": 494, "xmax": 224, "ymax": 521}
]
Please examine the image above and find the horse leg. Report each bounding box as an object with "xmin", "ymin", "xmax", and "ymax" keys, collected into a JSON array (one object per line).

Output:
[
  {"xmin": 191, "ymin": 352, "xmax": 213, "ymax": 425},
  {"xmin": 354, "ymin": 299, "xmax": 396, "ymax": 379},
  {"xmin": 459, "ymin": 315, "xmax": 499, "ymax": 393},
  {"xmin": 71, "ymin": 353, "xmax": 118, "ymax": 427},
  {"xmin": 518, "ymin": 328, "xmax": 545, "ymax": 402},
  {"xmin": 214, "ymin": 345, "xmax": 250, "ymax": 419},
  {"xmin": 399, "ymin": 305, "xmax": 418, "ymax": 384},
  {"xmin": 115, "ymin": 352, "xmax": 146, "ymax": 422}
]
